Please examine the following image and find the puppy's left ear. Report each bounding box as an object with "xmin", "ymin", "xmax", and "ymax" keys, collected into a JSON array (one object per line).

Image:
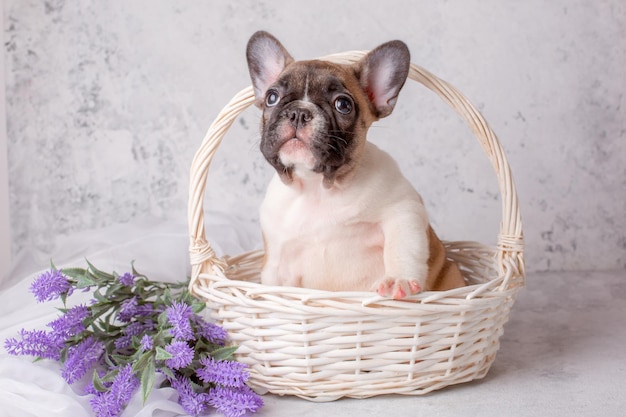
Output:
[
  {"xmin": 356, "ymin": 41, "xmax": 410, "ymax": 118},
  {"xmin": 246, "ymin": 31, "xmax": 294, "ymax": 108}
]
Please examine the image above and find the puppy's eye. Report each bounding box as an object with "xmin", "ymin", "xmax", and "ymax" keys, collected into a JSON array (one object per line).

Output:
[
  {"xmin": 265, "ymin": 90, "xmax": 280, "ymax": 107},
  {"xmin": 334, "ymin": 96, "xmax": 353, "ymax": 114}
]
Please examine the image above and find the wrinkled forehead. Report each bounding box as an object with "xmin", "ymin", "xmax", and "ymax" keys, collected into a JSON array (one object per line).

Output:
[{"xmin": 275, "ymin": 60, "xmax": 359, "ymax": 98}]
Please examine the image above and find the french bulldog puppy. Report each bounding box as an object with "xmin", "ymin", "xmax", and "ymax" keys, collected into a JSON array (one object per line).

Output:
[{"xmin": 246, "ymin": 31, "xmax": 465, "ymax": 299}]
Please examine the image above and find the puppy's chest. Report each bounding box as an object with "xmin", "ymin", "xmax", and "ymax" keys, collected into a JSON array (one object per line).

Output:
[
  {"xmin": 263, "ymin": 191, "xmax": 382, "ymax": 247},
  {"xmin": 262, "ymin": 191, "xmax": 384, "ymax": 289}
]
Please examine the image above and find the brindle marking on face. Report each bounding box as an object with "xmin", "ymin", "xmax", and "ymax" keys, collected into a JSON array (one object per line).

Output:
[{"xmin": 259, "ymin": 60, "xmax": 372, "ymax": 185}]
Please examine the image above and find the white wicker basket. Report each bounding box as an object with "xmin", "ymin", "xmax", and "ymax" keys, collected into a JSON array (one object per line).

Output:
[{"xmin": 188, "ymin": 51, "xmax": 525, "ymax": 401}]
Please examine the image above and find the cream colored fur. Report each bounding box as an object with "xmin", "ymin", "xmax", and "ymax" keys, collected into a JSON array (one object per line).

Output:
[{"xmin": 261, "ymin": 141, "xmax": 458, "ymax": 297}]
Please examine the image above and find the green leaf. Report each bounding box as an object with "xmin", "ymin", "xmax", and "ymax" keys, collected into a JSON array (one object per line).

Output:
[
  {"xmin": 210, "ymin": 346, "xmax": 238, "ymax": 361},
  {"xmin": 103, "ymin": 352, "xmax": 117, "ymax": 370},
  {"xmin": 151, "ymin": 329, "xmax": 171, "ymax": 349},
  {"xmin": 131, "ymin": 261, "xmax": 149, "ymax": 281},
  {"xmin": 140, "ymin": 357, "xmax": 156, "ymax": 404},
  {"xmin": 111, "ymin": 353, "xmax": 130, "ymax": 364},
  {"xmin": 92, "ymin": 289, "xmax": 108, "ymax": 303},
  {"xmin": 132, "ymin": 351, "xmax": 153, "ymax": 373},
  {"xmin": 88, "ymin": 303, "xmax": 110, "ymax": 319},
  {"xmin": 91, "ymin": 369, "xmax": 108, "ymax": 393},
  {"xmin": 194, "ymin": 338, "xmax": 222, "ymax": 354},
  {"xmin": 155, "ymin": 346, "xmax": 173, "ymax": 361},
  {"xmin": 157, "ymin": 311, "xmax": 169, "ymax": 328},
  {"xmin": 158, "ymin": 366, "xmax": 176, "ymax": 381},
  {"xmin": 163, "ymin": 288, "xmax": 173, "ymax": 305},
  {"xmin": 191, "ymin": 301, "xmax": 206, "ymax": 314},
  {"xmin": 61, "ymin": 267, "xmax": 88, "ymax": 279},
  {"xmin": 74, "ymin": 272, "xmax": 98, "ymax": 289},
  {"xmin": 104, "ymin": 283, "xmax": 123, "ymax": 298},
  {"xmin": 86, "ymin": 259, "xmax": 115, "ymax": 281}
]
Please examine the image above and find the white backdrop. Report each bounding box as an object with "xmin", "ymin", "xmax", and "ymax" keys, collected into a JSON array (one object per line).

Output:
[
  {"xmin": 4, "ymin": 0, "xmax": 625, "ymax": 275},
  {"xmin": 0, "ymin": 4, "xmax": 9, "ymax": 278}
]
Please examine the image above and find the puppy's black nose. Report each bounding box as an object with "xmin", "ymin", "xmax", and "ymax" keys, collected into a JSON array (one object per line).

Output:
[{"xmin": 287, "ymin": 108, "xmax": 313, "ymax": 128}]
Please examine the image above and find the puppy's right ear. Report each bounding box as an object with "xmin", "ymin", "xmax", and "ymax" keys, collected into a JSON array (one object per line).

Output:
[{"xmin": 246, "ymin": 31, "xmax": 294, "ymax": 108}]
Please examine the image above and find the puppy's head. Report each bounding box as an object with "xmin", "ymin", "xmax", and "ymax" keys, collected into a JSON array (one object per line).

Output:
[{"xmin": 246, "ymin": 31, "xmax": 410, "ymax": 187}]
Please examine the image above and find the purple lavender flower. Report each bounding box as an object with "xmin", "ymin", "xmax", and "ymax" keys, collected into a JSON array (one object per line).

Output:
[
  {"xmin": 208, "ymin": 385, "xmax": 263, "ymax": 417},
  {"xmin": 84, "ymin": 382, "xmax": 100, "ymax": 396},
  {"xmin": 114, "ymin": 321, "xmax": 154, "ymax": 350},
  {"xmin": 197, "ymin": 357, "xmax": 249, "ymax": 388},
  {"xmin": 4, "ymin": 329, "xmax": 61, "ymax": 360},
  {"xmin": 168, "ymin": 374, "xmax": 210, "ymax": 416},
  {"xmin": 109, "ymin": 364, "xmax": 139, "ymax": 409},
  {"xmin": 192, "ymin": 316, "xmax": 228, "ymax": 346},
  {"xmin": 118, "ymin": 272, "xmax": 135, "ymax": 287},
  {"xmin": 140, "ymin": 334, "xmax": 153, "ymax": 351},
  {"xmin": 62, "ymin": 336, "xmax": 105, "ymax": 384},
  {"xmin": 117, "ymin": 297, "xmax": 138, "ymax": 322},
  {"xmin": 47, "ymin": 304, "xmax": 90, "ymax": 343},
  {"xmin": 114, "ymin": 336, "xmax": 131, "ymax": 351},
  {"xmin": 7, "ymin": 261, "xmax": 264, "ymax": 416},
  {"xmin": 85, "ymin": 381, "xmax": 105, "ymax": 396},
  {"xmin": 30, "ymin": 269, "xmax": 73, "ymax": 303},
  {"xmin": 117, "ymin": 298, "xmax": 154, "ymax": 323},
  {"xmin": 90, "ymin": 390, "xmax": 121, "ymax": 417},
  {"xmin": 166, "ymin": 301, "xmax": 194, "ymax": 341},
  {"xmin": 135, "ymin": 303, "xmax": 154, "ymax": 317},
  {"xmin": 164, "ymin": 340, "xmax": 194, "ymax": 370}
]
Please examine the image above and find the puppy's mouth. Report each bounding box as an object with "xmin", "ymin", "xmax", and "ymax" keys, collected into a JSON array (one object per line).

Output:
[
  {"xmin": 277, "ymin": 136, "xmax": 316, "ymax": 170},
  {"xmin": 280, "ymin": 137, "xmax": 308, "ymax": 152}
]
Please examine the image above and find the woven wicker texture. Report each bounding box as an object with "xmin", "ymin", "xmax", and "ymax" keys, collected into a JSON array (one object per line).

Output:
[{"xmin": 188, "ymin": 51, "xmax": 525, "ymax": 400}]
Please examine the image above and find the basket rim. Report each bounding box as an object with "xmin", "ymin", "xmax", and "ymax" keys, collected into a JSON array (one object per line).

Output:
[
  {"xmin": 192, "ymin": 239, "xmax": 523, "ymax": 305},
  {"xmin": 195, "ymin": 262, "xmax": 521, "ymax": 308},
  {"xmin": 187, "ymin": 50, "xmax": 525, "ymax": 294}
]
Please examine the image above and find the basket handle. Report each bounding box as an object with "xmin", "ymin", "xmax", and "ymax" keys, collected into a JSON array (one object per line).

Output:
[{"xmin": 188, "ymin": 51, "xmax": 524, "ymax": 289}]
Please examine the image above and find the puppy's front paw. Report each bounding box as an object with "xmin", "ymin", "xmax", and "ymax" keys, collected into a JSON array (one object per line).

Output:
[{"xmin": 374, "ymin": 278, "xmax": 422, "ymax": 300}]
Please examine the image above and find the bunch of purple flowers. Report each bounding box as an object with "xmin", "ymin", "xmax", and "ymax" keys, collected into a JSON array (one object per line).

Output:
[{"xmin": 4, "ymin": 261, "xmax": 263, "ymax": 417}]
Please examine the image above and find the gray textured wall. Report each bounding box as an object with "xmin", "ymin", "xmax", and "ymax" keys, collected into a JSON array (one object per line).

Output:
[{"xmin": 5, "ymin": 0, "xmax": 625, "ymax": 272}]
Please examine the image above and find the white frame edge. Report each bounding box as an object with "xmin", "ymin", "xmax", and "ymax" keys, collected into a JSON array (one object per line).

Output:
[{"xmin": 0, "ymin": 0, "xmax": 12, "ymax": 278}]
